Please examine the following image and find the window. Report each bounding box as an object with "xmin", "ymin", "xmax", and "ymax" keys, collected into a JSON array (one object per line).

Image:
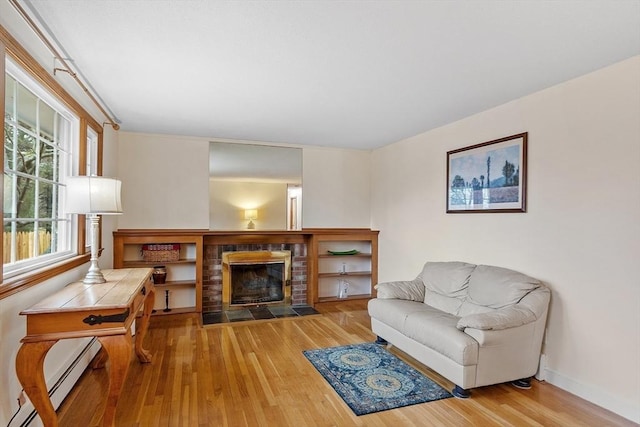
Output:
[
  {"xmin": 3, "ymin": 59, "xmax": 78, "ymax": 278},
  {"xmin": 86, "ymin": 127, "xmax": 98, "ymax": 175},
  {"xmin": 80, "ymin": 126, "xmax": 100, "ymax": 250}
]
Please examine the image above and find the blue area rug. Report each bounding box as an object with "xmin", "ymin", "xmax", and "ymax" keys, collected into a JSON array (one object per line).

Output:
[{"xmin": 303, "ymin": 343, "xmax": 451, "ymax": 415}]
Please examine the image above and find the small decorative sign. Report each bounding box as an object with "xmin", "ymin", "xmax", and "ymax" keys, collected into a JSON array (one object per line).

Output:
[{"xmin": 446, "ymin": 133, "xmax": 527, "ymax": 213}]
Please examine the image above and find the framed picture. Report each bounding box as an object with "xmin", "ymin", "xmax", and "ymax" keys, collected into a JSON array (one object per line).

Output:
[{"xmin": 446, "ymin": 132, "xmax": 527, "ymax": 213}]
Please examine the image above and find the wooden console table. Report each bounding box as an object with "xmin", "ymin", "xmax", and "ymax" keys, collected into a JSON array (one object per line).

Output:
[{"xmin": 15, "ymin": 268, "xmax": 154, "ymax": 427}]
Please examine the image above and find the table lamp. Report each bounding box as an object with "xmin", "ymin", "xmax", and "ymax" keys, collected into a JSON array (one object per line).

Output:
[
  {"xmin": 244, "ymin": 209, "xmax": 257, "ymax": 229},
  {"xmin": 66, "ymin": 176, "xmax": 123, "ymax": 284}
]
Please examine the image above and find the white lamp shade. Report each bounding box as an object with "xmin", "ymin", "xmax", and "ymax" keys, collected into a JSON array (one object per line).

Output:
[
  {"xmin": 66, "ymin": 176, "xmax": 123, "ymax": 214},
  {"xmin": 244, "ymin": 209, "xmax": 258, "ymax": 220}
]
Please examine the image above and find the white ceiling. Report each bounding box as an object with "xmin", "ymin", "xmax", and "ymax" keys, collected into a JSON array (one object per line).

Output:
[{"xmin": 20, "ymin": 0, "xmax": 640, "ymax": 150}]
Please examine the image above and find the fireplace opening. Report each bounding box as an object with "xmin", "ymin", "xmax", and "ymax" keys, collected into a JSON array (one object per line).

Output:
[
  {"xmin": 230, "ymin": 261, "xmax": 284, "ymax": 305},
  {"xmin": 222, "ymin": 250, "xmax": 291, "ymax": 309}
]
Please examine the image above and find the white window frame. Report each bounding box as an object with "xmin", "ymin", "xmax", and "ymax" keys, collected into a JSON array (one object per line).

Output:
[
  {"xmin": 81, "ymin": 126, "xmax": 100, "ymax": 250},
  {"xmin": 86, "ymin": 127, "xmax": 98, "ymax": 176},
  {"xmin": 3, "ymin": 58, "xmax": 80, "ymax": 278}
]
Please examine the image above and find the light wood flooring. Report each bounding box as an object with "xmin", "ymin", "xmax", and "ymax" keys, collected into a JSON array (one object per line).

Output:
[{"xmin": 56, "ymin": 300, "xmax": 634, "ymax": 426}]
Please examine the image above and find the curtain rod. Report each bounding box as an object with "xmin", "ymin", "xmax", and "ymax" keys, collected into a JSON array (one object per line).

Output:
[{"xmin": 9, "ymin": 0, "xmax": 121, "ymax": 130}]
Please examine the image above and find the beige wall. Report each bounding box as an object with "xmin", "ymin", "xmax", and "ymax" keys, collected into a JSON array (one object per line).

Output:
[
  {"xmin": 371, "ymin": 56, "xmax": 640, "ymax": 422},
  {"xmin": 117, "ymin": 132, "xmax": 211, "ymax": 229},
  {"xmin": 302, "ymin": 146, "xmax": 372, "ymax": 228}
]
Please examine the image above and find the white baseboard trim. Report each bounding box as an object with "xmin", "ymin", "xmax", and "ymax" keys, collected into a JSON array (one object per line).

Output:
[
  {"xmin": 544, "ymin": 367, "xmax": 640, "ymax": 424},
  {"xmin": 10, "ymin": 338, "xmax": 101, "ymax": 427},
  {"xmin": 535, "ymin": 353, "xmax": 547, "ymax": 381}
]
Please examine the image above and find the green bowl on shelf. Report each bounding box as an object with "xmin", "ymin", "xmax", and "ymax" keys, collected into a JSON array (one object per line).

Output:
[{"xmin": 327, "ymin": 249, "xmax": 359, "ymax": 255}]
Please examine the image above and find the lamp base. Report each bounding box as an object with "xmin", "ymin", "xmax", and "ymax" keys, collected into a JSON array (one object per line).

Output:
[
  {"xmin": 82, "ymin": 270, "xmax": 106, "ymax": 284},
  {"xmin": 83, "ymin": 214, "xmax": 106, "ymax": 284}
]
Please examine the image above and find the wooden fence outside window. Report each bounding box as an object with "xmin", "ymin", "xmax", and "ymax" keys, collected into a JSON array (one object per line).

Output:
[{"xmin": 3, "ymin": 231, "xmax": 52, "ymax": 263}]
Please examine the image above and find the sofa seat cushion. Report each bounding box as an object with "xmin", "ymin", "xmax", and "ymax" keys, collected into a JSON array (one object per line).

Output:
[
  {"xmin": 403, "ymin": 310, "xmax": 479, "ymax": 366},
  {"xmin": 368, "ymin": 299, "xmax": 430, "ymax": 332},
  {"xmin": 368, "ymin": 299, "xmax": 479, "ymax": 366}
]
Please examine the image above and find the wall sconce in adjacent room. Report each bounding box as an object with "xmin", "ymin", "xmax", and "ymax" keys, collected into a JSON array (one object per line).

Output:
[
  {"xmin": 244, "ymin": 209, "xmax": 258, "ymax": 229},
  {"xmin": 66, "ymin": 176, "xmax": 123, "ymax": 284}
]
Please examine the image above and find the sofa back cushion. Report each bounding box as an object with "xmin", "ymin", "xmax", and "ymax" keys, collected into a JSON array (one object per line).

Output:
[
  {"xmin": 422, "ymin": 261, "xmax": 476, "ymax": 314},
  {"xmin": 457, "ymin": 264, "xmax": 541, "ymax": 316}
]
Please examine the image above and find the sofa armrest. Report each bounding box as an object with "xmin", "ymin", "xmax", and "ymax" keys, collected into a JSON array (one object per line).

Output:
[
  {"xmin": 456, "ymin": 306, "xmax": 536, "ymax": 331},
  {"xmin": 374, "ymin": 279, "xmax": 425, "ymax": 301},
  {"xmin": 462, "ymin": 322, "xmax": 532, "ymax": 346}
]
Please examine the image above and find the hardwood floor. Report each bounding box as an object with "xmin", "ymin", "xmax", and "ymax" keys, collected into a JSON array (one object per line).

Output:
[{"xmin": 57, "ymin": 300, "xmax": 633, "ymax": 426}]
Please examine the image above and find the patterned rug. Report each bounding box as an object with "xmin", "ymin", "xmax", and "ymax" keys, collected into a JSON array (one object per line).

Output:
[{"xmin": 303, "ymin": 343, "xmax": 451, "ymax": 416}]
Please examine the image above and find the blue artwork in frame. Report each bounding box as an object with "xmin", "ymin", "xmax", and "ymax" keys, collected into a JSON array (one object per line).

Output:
[{"xmin": 446, "ymin": 133, "xmax": 527, "ymax": 213}]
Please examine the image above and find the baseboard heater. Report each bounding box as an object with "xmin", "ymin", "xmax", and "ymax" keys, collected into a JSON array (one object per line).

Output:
[{"xmin": 11, "ymin": 337, "xmax": 100, "ymax": 427}]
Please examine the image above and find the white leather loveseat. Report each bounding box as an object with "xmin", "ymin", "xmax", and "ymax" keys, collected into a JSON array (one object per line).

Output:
[{"xmin": 368, "ymin": 261, "xmax": 550, "ymax": 398}]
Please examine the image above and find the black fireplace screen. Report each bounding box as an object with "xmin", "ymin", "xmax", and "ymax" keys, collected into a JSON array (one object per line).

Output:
[{"xmin": 230, "ymin": 261, "xmax": 285, "ymax": 305}]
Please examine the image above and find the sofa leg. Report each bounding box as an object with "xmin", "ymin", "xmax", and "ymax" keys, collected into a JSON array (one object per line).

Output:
[
  {"xmin": 511, "ymin": 377, "xmax": 532, "ymax": 389},
  {"xmin": 452, "ymin": 385, "xmax": 470, "ymax": 399},
  {"xmin": 374, "ymin": 336, "xmax": 388, "ymax": 345}
]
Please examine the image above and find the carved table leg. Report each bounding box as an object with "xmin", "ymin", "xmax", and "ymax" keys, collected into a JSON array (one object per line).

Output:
[
  {"xmin": 135, "ymin": 285, "xmax": 155, "ymax": 363},
  {"xmin": 16, "ymin": 341, "xmax": 58, "ymax": 427},
  {"xmin": 91, "ymin": 347, "xmax": 109, "ymax": 370},
  {"xmin": 97, "ymin": 332, "xmax": 133, "ymax": 427}
]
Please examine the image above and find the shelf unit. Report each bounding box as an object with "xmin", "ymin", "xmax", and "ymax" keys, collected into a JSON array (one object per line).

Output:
[
  {"xmin": 113, "ymin": 230, "xmax": 204, "ymax": 315},
  {"xmin": 308, "ymin": 229, "xmax": 379, "ymax": 304}
]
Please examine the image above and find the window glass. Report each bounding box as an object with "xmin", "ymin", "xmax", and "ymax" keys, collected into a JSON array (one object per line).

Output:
[{"xmin": 3, "ymin": 61, "xmax": 78, "ymax": 275}]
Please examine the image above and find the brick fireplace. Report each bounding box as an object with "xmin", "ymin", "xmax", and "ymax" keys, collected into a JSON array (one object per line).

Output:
[{"xmin": 202, "ymin": 240, "xmax": 307, "ymax": 313}]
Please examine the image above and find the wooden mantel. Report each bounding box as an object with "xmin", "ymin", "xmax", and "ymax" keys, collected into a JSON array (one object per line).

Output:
[{"xmin": 113, "ymin": 228, "xmax": 377, "ymax": 244}]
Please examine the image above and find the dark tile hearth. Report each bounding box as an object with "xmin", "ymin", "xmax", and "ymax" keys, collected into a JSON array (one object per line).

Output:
[
  {"xmin": 289, "ymin": 306, "xmax": 319, "ymax": 316},
  {"xmin": 202, "ymin": 304, "xmax": 320, "ymax": 325}
]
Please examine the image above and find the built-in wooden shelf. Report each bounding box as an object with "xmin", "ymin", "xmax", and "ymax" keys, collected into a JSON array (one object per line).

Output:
[
  {"xmin": 317, "ymin": 294, "xmax": 372, "ymax": 303},
  {"xmin": 122, "ymin": 259, "xmax": 197, "ymax": 268},
  {"xmin": 151, "ymin": 306, "xmax": 196, "ymax": 316},
  {"xmin": 114, "ymin": 228, "xmax": 378, "ymax": 310},
  {"xmin": 308, "ymin": 230, "xmax": 379, "ymax": 305},
  {"xmin": 113, "ymin": 231, "xmax": 204, "ymax": 315},
  {"xmin": 318, "ymin": 253, "xmax": 372, "ymax": 258},
  {"xmin": 317, "ymin": 271, "xmax": 372, "ymax": 278},
  {"xmin": 153, "ymin": 280, "xmax": 196, "ymax": 289}
]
